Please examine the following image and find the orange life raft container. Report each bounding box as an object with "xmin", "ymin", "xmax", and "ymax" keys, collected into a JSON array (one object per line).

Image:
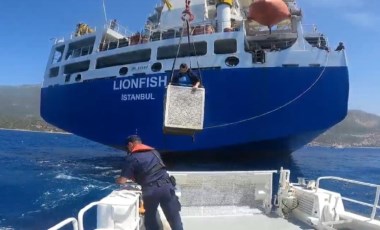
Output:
[{"xmin": 248, "ymin": 0, "xmax": 291, "ymax": 27}]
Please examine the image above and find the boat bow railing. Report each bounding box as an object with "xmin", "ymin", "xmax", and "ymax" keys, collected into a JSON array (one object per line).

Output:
[
  {"xmin": 47, "ymin": 190, "xmax": 141, "ymax": 230},
  {"xmin": 48, "ymin": 217, "xmax": 78, "ymax": 230},
  {"xmin": 316, "ymin": 176, "xmax": 380, "ymax": 220}
]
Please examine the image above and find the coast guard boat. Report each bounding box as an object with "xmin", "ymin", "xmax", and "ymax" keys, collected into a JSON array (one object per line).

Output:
[
  {"xmin": 49, "ymin": 168, "xmax": 380, "ymax": 230},
  {"xmin": 41, "ymin": 0, "xmax": 349, "ymax": 155}
]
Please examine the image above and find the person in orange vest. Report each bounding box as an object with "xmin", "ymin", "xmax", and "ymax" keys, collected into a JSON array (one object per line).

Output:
[{"xmin": 116, "ymin": 135, "xmax": 183, "ymax": 230}]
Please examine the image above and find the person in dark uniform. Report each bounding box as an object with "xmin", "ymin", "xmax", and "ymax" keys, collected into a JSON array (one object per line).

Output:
[
  {"xmin": 171, "ymin": 63, "xmax": 200, "ymax": 89},
  {"xmin": 335, "ymin": 42, "xmax": 345, "ymax": 51},
  {"xmin": 110, "ymin": 19, "xmax": 117, "ymax": 30},
  {"xmin": 116, "ymin": 135, "xmax": 183, "ymax": 230}
]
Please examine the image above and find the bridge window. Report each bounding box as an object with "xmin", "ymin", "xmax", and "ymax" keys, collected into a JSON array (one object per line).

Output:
[
  {"xmin": 52, "ymin": 45, "xmax": 65, "ymax": 64},
  {"xmin": 157, "ymin": 41, "xmax": 207, "ymax": 60},
  {"xmin": 214, "ymin": 39, "xmax": 237, "ymax": 54},
  {"xmin": 64, "ymin": 60, "xmax": 90, "ymax": 74},
  {"xmin": 65, "ymin": 37, "xmax": 96, "ymax": 60},
  {"xmin": 96, "ymin": 49, "xmax": 151, "ymax": 69},
  {"xmin": 49, "ymin": 67, "xmax": 59, "ymax": 77}
]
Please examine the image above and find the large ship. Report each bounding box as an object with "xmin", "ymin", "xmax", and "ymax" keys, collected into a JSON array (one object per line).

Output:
[{"xmin": 41, "ymin": 0, "xmax": 349, "ymax": 155}]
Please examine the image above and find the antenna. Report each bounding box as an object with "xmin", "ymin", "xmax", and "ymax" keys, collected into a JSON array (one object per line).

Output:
[{"xmin": 102, "ymin": 0, "xmax": 108, "ymax": 23}]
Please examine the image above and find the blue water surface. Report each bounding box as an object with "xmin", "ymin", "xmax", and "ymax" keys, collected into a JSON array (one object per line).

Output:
[{"xmin": 0, "ymin": 130, "xmax": 379, "ymax": 230}]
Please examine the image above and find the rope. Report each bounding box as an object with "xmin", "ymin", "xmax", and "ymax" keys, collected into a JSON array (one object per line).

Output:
[
  {"xmin": 169, "ymin": 22, "xmax": 186, "ymax": 82},
  {"xmin": 186, "ymin": 20, "xmax": 192, "ymax": 68},
  {"xmin": 204, "ymin": 52, "xmax": 330, "ymax": 130},
  {"xmin": 183, "ymin": 0, "xmax": 203, "ymax": 83},
  {"xmin": 169, "ymin": 0, "xmax": 202, "ymax": 83},
  {"xmin": 181, "ymin": 0, "xmax": 194, "ymax": 22},
  {"xmin": 190, "ymin": 30, "xmax": 203, "ymax": 84},
  {"xmin": 170, "ymin": 0, "xmax": 200, "ymax": 82}
]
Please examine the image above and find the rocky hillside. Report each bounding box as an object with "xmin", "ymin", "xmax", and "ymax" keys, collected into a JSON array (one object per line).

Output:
[
  {"xmin": 0, "ymin": 85, "xmax": 61, "ymax": 132},
  {"xmin": 311, "ymin": 110, "xmax": 380, "ymax": 147}
]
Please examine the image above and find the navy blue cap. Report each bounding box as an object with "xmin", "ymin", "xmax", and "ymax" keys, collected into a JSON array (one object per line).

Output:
[{"xmin": 126, "ymin": 135, "xmax": 141, "ymax": 144}]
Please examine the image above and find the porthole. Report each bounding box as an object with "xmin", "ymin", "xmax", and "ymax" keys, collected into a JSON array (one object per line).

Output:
[
  {"xmin": 225, "ymin": 56, "xmax": 239, "ymax": 67},
  {"xmin": 151, "ymin": 62, "xmax": 162, "ymax": 72},
  {"xmin": 119, "ymin": 67, "xmax": 128, "ymax": 75}
]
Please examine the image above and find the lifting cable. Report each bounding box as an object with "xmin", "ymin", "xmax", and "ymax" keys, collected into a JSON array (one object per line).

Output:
[
  {"xmin": 169, "ymin": 25, "xmax": 186, "ymax": 83},
  {"xmin": 169, "ymin": 0, "xmax": 203, "ymax": 84}
]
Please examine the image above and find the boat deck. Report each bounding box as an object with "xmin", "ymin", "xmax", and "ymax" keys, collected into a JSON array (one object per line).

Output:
[
  {"xmin": 181, "ymin": 211, "xmax": 311, "ymax": 230},
  {"xmin": 48, "ymin": 170, "xmax": 380, "ymax": 230},
  {"xmin": 159, "ymin": 171, "xmax": 312, "ymax": 230}
]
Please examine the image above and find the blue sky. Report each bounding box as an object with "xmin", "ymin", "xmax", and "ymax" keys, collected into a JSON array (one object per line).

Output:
[{"xmin": 0, "ymin": 0, "xmax": 379, "ymax": 114}]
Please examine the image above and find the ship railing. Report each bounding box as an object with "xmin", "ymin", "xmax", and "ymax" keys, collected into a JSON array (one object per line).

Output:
[
  {"xmin": 245, "ymin": 23, "xmax": 319, "ymax": 37},
  {"xmin": 48, "ymin": 217, "xmax": 78, "ymax": 230},
  {"xmin": 98, "ymin": 22, "xmax": 219, "ymax": 52},
  {"xmin": 148, "ymin": 22, "xmax": 217, "ymax": 42},
  {"xmin": 52, "ymin": 37, "xmax": 65, "ymax": 45},
  {"xmin": 302, "ymin": 24, "xmax": 319, "ymax": 34},
  {"xmin": 105, "ymin": 20, "xmax": 134, "ymax": 37},
  {"xmin": 316, "ymin": 176, "xmax": 380, "ymax": 220}
]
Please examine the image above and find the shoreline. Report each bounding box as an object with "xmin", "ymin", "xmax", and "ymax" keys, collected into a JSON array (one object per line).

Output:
[
  {"xmin": 307, "ymin": 144, "xmax": 380, "ymax": 149},
  {"xmin": 0, "ymin": 128, "xmax": 70, "ymax": 135},
  {"xmin": 1, "ymin": 128, "xmax": 379, "ymax": 148}
]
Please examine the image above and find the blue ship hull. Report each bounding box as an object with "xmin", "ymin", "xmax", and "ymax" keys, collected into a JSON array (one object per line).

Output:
[{"xmin": 41, "ymin": 66, "xmax": 349, "ymax": 155}]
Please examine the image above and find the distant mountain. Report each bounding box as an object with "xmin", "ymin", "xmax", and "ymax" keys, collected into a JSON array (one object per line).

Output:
[
  {"xmin": 0, "ymin": 85, "xmax": 62, "ymax": 132},
  {"xmin": 311, "ymin": 110, "xmax": 380, "ymax": 147},
  {"xmin": 0, "ymin": 85, "xmax": 380, "ymax": 146}
]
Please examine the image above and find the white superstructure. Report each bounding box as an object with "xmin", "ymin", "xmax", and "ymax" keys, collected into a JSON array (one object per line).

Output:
[{"xmin": 43, "ymin": 0, "xmax": 346, "ymax": 88}]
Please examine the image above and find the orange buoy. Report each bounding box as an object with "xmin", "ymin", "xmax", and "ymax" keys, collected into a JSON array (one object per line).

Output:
[{"xmin": 248, "ymin": 0, "xmax": 291, "ymax": 27}]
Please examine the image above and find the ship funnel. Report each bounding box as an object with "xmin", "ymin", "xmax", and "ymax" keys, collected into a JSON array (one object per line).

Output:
[{"xmin": 216, "ymin": 0, "xmax": 233, "ymax": 32}]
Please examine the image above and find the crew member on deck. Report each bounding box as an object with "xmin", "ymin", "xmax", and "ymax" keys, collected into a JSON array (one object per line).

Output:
[
  {"xmin": 335, "ymin": 42, "xmax": 345, "ymax": 51},
  {"xmin": 171, "ymin": 63, "xmax": 200, "ymax": 90},
  {"xmin": 110, "ymin": 19, "xmax": 117, "ymax": 30},
  {"xmin": 116, "ymin": 135, "xmax": 183, "ymax": 230}
]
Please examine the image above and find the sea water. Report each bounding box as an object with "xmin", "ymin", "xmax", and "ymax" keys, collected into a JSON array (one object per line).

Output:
[{"xmin": 0, "ymin": 130, "xmax": 379, "ymax": 229}]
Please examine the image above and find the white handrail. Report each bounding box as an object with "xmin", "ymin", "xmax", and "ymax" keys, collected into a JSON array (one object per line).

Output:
[
  {"xmin": 48, "ymin": 217, "xmax": 78, "ymax": 230},
  {"xmin": 77, "ymin": 192, "xmax": 140, "ymax": 230},
  {"xmin": 78, "ymin": 201, "xmax": 101, "ymax": 230},
  {"xmin": 372, "ymin": 187, "xmax": 380, "ymax": 219},
  {"xmin": 316, "ymin": 176, "xmax": 380, "ymax": 189},
  {"xmin": 341, "ymin": 197, "xmax": 380, "ymax": 209},
  {"xmin": 316, "ymin": 176, "xmax": 380, "ymax": 220}
]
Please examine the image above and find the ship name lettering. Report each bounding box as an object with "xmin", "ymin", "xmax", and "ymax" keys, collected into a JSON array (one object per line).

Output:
[
  {"xmin": 121, "ymin": 93, "xmax": 155, "ymax": 101},
  {"xmin": 113, "ymin": 75, "xmax": 167, "ymax": 91}
]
